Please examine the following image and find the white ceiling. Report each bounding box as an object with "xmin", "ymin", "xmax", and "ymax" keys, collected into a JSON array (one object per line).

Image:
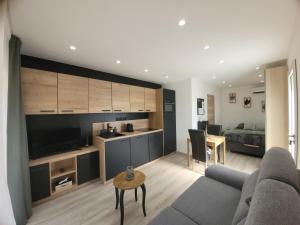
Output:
[{"xmin": 8, "ymin": 0, "xmax": 300, "ymax": 86}]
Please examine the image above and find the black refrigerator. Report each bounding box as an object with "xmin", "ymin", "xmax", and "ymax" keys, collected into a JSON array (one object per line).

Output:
[{"xmin": 163, "ymin": 89, "xmax": 177, "ymax": 155}]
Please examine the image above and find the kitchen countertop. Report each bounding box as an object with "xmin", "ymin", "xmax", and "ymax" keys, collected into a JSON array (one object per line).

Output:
[{"xmin": 94, "ymin": 128, "xmax": 163, "ymax": 142}]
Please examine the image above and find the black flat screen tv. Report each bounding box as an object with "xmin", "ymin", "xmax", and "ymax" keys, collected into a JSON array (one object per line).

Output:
[{"xmin": 28, "ymin": 127, "xmax": 83, "ymax": 159}]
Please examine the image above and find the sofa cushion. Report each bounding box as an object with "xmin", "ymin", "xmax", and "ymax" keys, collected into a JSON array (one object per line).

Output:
[
  {"xmin": 172, "ymin": 177, "xmax": 241, "ymax": 225},
  {"xmin": 231, "ymin": 170, "xmax": 259, "ymax": 225},
  {"xmin": 257, "ymin": 147, "xmax": 299, "ymax": 192},
  {"xmin": 147, "ymin": 207, "xmax": 198, "ymax": 225},
  {"xmin": 245, "ymin": 179, "xmax": 300, "ymax": 225},
  {"xmin": 205, "ymin": 165, "xmax": 248, "ymax": 190}
]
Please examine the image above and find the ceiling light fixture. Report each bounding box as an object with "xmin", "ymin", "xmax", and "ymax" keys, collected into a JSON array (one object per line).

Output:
[
  {"xmin": 69, "ymin": 45, "xmax": 76, "ymax": 51},
  {"xmin": 228, "ymin": 84, "xmax": 232, "ymax": 87},
  {"xmin": 222, "ymin": 81, "xmax": 226, "ymax": 84},
  {"xmin": 256, "ymin": 66, "xmax": 260, "ymax": 70},
  {"xmin": 178, "ymin": 19, "xmax": 186, "ymax": 26},
  {"xmin": 212, "ymin": 76, "xmax": 217, "ymax": 79},
  {"xmin": 144, "ymin": 69, "xmax": 149, "ymax": 73},
  {"xmin": 219, "ymin": 60, "xmax": 225, "ymax": 64},
  {"xmin": 204, "ymin": 45, "xmax": 210, "ymax": 50},
  {"xmin": 165, "ymin": 75, "xmax": 169, "ymax": 79},
  {"xmin": 116, "ymin": 60, "xmax": 121, "ymax": 64},
  {"xmin": 258, "ymin": 74, "xmax": 263, "ymax": 78},
  {"xmin": 260, "ymin": 80, "xmax": 265, "ymax": 83}
]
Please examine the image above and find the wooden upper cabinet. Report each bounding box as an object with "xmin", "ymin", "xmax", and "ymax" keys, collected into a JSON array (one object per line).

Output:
[
  {"xmin": 112, "ymin": 83, "xmax": 130, "ymax": 112},
  {"xmin": 21, "ymin": 68, "xmax": 58, "ymax": 115},
  {"xmin": 89, "ymin": 79, "xmax": 112, "ymax": 113},
  {"xmin": 58, "ymin": 74, "xmax": 88, "ymax": 114},
  {"xmin": 130, "ymin": 86, "xmax": 145, "ymax": 112},
  {"xmin": 145, "ymin": 88, "xmax": 157, "ymax": 112}
]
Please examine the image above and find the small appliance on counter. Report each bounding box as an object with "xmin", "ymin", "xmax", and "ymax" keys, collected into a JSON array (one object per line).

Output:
[{"xmin": 126, "ymin": 123, "xmax": 134, "ymax": 132}]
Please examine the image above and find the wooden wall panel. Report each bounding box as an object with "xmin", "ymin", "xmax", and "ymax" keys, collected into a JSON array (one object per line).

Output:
[{"xmin": 265, "ymin": 65, "xmax": 288, "ymax": 150}]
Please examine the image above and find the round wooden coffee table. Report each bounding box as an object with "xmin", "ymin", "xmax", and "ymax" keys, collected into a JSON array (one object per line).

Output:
[{"xmin": 113, "ymin": 170, "xmax": 146, "ymax": 225}]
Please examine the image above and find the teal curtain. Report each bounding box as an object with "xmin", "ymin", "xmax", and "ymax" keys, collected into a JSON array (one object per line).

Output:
[{"xmin": 7, "ymin": 35, "xmax": 32, "ymax": 225}]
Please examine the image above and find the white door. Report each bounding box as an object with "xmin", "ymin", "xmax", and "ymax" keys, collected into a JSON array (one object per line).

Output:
[{"xmin": 288, "ymin": 60, "xmax": 298, "ymax": 163}]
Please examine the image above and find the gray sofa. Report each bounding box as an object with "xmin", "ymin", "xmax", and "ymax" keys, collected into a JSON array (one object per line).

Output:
[{"xmin": 148, "ymin": 147, "xmax": 300, "ymax": 225}]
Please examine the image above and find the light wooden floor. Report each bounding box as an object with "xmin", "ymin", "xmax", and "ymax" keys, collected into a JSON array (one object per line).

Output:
[{"xmin": 27, "ymin": 151, "xmax": 261, "ymax": 225}]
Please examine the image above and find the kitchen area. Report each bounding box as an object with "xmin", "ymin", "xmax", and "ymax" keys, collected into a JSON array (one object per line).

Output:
[{"xmin": 22, "ymin": 56, "xmax": 176, "ymax": 204}]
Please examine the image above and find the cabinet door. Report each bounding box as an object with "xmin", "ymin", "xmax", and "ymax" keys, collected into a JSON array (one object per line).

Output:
[
  {"xmin": 30, "ymin": 163, "xmax": 50, "ymax": 202},
  {"xmin": 130, "ymin": 135, "xmax": 149, "ymax": 167},
  {"xmin": 89, "ymin": 79, "xmax": 112, "ymax": 113},
  {"xmin": 21, "ymin": 68, "xmax": 58, "ymax": 115},
  {"xmin": 105, "ymin": 138, "xmax": 131, "ymax": 180},
  {"xmin": 130, "ymin": 86, "xmax": 145, "ymax": 112},
  {"xmin": 145, "ymin": 88, "xmax": 157, "ymax": 112},
  {"xmin": 58, "ymin": 74, "xmax": 89, "ymax": 114},
  {"xmin": 112, "ymin": 83, "xmax": 130, "ymax": 112},
  {"xmin": 77, "ymin": 151, "xmax": 100, "ymax": 185},
  {"xmin": 149, "ymin": 131, "xmax": 163, "ymax": 161}
]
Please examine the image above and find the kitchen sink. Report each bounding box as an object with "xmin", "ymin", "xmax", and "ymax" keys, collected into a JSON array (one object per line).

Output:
[{"xmin": 99, "ymin": 132, "xmax": 125, "ymax": 139}]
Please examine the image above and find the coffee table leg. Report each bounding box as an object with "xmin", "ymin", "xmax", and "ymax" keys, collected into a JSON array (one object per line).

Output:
[
  {"xmin": 141, "ymin": 184, "xmax": 147, "ymax": 217},
  {"xmin": 120, "ymin": 190, "xmax": 125, "ymax": 225},
  {"xmin": 135, "ymin": 188, "xmax": 138, "ymax": 202},
  {"xmin": 115, "ymin": 187, "xmax": 119, "ymax": 209}
]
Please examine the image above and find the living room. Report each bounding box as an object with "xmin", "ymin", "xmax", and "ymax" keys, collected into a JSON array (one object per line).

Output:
[{"xmin": 1, "ymin": 1, "xmax": 300, "ymax": 225}]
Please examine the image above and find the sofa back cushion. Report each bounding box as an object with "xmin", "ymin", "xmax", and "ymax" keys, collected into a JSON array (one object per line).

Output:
[
  {"xmin": 257, "ymin": 147, "xmax": 299, "ymax": 192},
  {"xmin": 231, "ymin": 170, "xmax": 259, "ymax": 225},
  {"xmin": 245, "ymin": 179, "xmax": 300, "ymax": 225}
]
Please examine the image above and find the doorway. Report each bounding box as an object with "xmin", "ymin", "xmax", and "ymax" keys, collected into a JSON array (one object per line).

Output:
[
  {"xmin": 207, "ymin": 94, "xmax": 215, "ymax": 124},
  {"xmin": 288, "ymin": 60, "xmax": 298, "ymax": 163}
]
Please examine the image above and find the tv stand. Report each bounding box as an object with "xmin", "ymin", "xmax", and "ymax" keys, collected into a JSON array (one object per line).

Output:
[{"xmin": 29, "ymin": 145, "xmax": 99, "ymax": 205}]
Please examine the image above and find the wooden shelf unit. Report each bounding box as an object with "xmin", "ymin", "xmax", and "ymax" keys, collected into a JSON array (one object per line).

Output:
[{"xmin": 29, "ymin": 146, "xmax": 99, "ymax": 205}]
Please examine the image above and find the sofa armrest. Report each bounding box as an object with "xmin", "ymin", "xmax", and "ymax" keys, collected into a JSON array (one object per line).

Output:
[{"xmin": 205, "ymin": 165, "xmax": 249, "ymax": 190}]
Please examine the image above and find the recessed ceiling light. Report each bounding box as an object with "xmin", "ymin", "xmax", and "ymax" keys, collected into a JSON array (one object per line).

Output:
[
  {"xmin": 212, "ymin": 76, "xmax": 217, "ymax": 79},
  {"xmin": 165, "ymin": 75, "xmax": 169, "ymax": 79},
  {"xmin": 219, "ymin": 60, "xmax": 225, "ymax": 64},
  {"xmin": 69, "ymin": 45, "xmax": 76, "ymax": 51},
  {"xmin": 258, "ymin": 74, "xmax": 263, "ymax": 78},
  {"xmin": 116, "ymin": 60, "xmax": 121, "ymax": 64},
  {"xmin": 260, "ymin": 80, "xmax": 265, "ymax": 83},
  {"xmin": 144, "ymin": 69, "xmax": 149, "ymax": 73},
  {"xmin": 204, "ymin": 45, "xmax": 210, "ymax": 50},
  {"xmin": 228, "ymin": 84, "xmax": 232, "ymax": 87},
  {"xmin": 222, "ymin": 81, "xmax": 226, "ymax": 84},
  {"xmin": 178, "ymin": 19, "xmax": 186, "ymax": 26},
  {"xmin": 256, "ymin": 66, "xmax": 260, "ymax": 70}
]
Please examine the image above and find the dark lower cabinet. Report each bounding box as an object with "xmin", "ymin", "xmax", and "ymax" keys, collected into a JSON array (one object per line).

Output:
[
  {"xmin": 105, "ymin": 138, "xmax": 131, "ymax": 180},
  {"xmin": 77, "ymin": 151, "xmax": 100, "ymax": 185},
  {"xmin": 149, "ymin": 131, "xmax": 163, "ymax": 161},
  {"xmin": 30, "ymin": 163, "xmax": 50, "ymax": 202},
  {"xmin": 131, "ymin": 135, "xmax": 149, "ymax": 168}
]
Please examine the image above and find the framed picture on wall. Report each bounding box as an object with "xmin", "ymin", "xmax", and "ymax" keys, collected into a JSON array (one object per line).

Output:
[
  {"xmin": 197, "ymin": 98, "xmax": 205, "ymax": 115},
  {"xmin": 261, "ymin": 100, "xmax": 265, "ymax": 112},
  {"xmin": 229, "ymin": 93, "xmax": 236, "ymax": 103},
  {"xmin": 244, "ymin": 97, "xmax": 251, "ymax": 108}
]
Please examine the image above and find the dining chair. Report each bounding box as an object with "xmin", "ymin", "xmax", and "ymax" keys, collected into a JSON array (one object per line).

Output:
[
  {"xmin": 188, "ymin": 129, "xmax": 211, "ymax": 170},
  {"xmin": 207, "ymin": 124, "xmax": 223, "ymax": 161}
]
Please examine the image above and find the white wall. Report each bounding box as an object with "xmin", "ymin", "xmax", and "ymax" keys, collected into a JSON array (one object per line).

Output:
[
  {"xmin": 191, "ymin": 78, "xmax": 221, "ymax": 129},
  {"xmin": 164, "ymin": 78, "xmax": 222, "ymax": 153},
  {"xmin": 164, "ymin": 79, "xmax": 193, "ymax": 153},
  {"xmin": 288, "ymin": 4, "xmax": 300, "ymax": 168},
  {"xmin": 0, "ymin": 1, "xmax": 16, "ymax": 225},
  {"xmin": 221, "ymin": 85, "xmax": 265, "ymax": 130}
]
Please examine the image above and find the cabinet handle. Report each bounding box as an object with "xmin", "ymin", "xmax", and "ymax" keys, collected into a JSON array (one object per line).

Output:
[
  {"xmin": 146, "ymin": 109, "xmax": 151, "ymax": 112},
  {"xmin": 114, "ymin": 110, "xmax": 122, "ymax": 112},
  {"xmin": 120, "ymin": 139, "xmax": 128, "ymax": 142},
  {"xmin": 61, "ymin": 109, "xmax": 74, "ymax": 112},
  {"xmin": 40, "ymin": 110, "xmax": 55, "ymax": 113},
  {"xmin": 138, "ymin": 110, "xmax": 144, "ymax": 112},
  {"xmin": 102, "ymin": 110, "xmax": 111, "ymax": 112}
]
